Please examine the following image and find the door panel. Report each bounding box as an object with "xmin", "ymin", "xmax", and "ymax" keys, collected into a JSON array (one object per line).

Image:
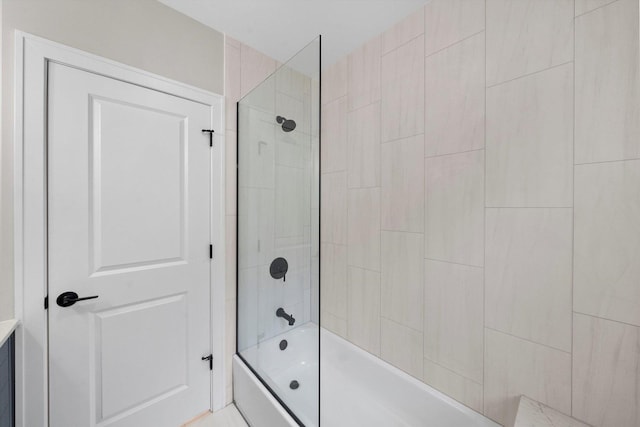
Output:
[
  {"xmin": 91, "ymin": 96, "xmax": 187, "ymax": 272},
  {"xmin": 97, "ymin": 294, "xmax": 187, "ymax": 420},
  {"xmin": 47, "ymin": 62, "xmax": 212, "ymax": 427}
]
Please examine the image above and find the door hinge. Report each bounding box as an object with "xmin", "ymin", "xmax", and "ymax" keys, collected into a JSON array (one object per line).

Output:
[
  {"xmin": 209, "ymin": 244, "xmax": 213, "ymax": 259},
  {"xmin": 202, "ymin": 354, "xmax": 213, "ymax": 371},
  {"xmin": 44, "ymin": 296, "xmax": 48, "ymax": 310},
  {"xmin": 202, "ymin": 129, "xmax": 215, "ymax": 147}
]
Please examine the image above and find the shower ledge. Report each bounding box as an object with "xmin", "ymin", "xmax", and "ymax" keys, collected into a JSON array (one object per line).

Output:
[
  {"xmin": 0, "ymin": 319, "xmax": 18, "ymax": 347},
  {"xmin": 513, "ymin": 396, "xmax": 590, "ymax": 427}
]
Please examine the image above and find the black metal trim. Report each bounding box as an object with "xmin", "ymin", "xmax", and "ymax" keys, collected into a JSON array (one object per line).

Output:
[
  {"xmin": 202, "ymin": 129, "xmax": 215, "ymax": 147},
  {"xmin": 317, "ymin": 34, "xmax": 322, "ymax": 427},
  {"xmin": 235, "ymin": 100, "xmax": 239, "ymax": 360},
  {"xmin": 236, "ymin": 353, "xmax": 305, "ymax": 426}
]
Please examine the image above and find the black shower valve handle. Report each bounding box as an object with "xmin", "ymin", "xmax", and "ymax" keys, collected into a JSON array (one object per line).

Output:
[{"xmin": 270, "ymin": 257, "xmax": 288, "ymax": 281}]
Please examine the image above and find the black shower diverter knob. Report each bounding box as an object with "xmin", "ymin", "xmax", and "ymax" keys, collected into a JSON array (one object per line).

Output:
[{"xmin": 270, "ymin": 257, "xmax": 288, "ymax": 281}]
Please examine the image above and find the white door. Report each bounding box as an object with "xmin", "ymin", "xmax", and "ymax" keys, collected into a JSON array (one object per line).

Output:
[{"xmin": 47, "ymin": 62, "xmax": 212, "ymax": 427}]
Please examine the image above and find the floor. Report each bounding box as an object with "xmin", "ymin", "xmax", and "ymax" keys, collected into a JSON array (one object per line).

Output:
[{"xmin": 183, "ymin": 404, "xmax": 248, "ymax": 427}]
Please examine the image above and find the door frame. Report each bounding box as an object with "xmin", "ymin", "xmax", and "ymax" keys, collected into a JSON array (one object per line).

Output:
[{"xmin": 12, "ymin": 32, "xmax": 227, "ymax": 427}]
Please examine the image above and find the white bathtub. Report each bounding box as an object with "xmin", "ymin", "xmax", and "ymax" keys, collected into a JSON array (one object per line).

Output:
[{"xmin": 234, "ymin": 323, "xmax": 500, "ymax": 427}]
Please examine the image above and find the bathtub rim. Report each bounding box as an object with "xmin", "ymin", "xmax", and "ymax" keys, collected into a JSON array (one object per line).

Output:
[
  {"xmin": 235, "ymin": 352, "xmax": 305, "ymax": 426},
  {"xmin": 321, "ymin": 327, "xmax": 499, "ymax": 426}
]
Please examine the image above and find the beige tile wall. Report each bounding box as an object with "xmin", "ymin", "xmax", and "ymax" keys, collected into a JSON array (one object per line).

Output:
[{"xmin": 320, "ymin": 1, "xmax": 640, "ymax": 426}]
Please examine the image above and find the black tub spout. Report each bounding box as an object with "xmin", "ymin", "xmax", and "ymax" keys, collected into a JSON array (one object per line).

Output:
[{"xmin": 276, "ymin": 307, "xmax": 295, "ymax": 326}]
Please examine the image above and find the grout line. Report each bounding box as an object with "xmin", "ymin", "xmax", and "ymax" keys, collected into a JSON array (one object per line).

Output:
[
  {"xmin": 574, "ymin": 0, "xmax": 621, "ymax": 19},
  {"xmin": 485, "ymin": 206, "xmax": 574, "ymax": 209},
  {"xmin": 380, "ymin": 315, "xmax": 423, "ymax": 335},
  {"xmin": 380, "ymin": 229, "xmax": 425, "ymax": 235},
  {"xmin": 486, "ymin": 60, "xmax": 574, "ymax": 90},
  {"xmin": 425, "ymin": 29, "xmax": 486, "ymax": 60},
  {"xmin": 381, "ymin": 31, "xmax": 425, "ymax": 59},
  {"xmin": 425, "ymin": 147, "xmax": 485, "ymax": 159},
  {"xmin": 575, "ymin": 157, "xmax": 640, "ymax": 166},
  {"xmin": 422, "ymin": 33, "xmax": 428, "ymax": 375},
  {"xmin": 345, "ymin": 98, "xmax": 381, "ymax": 114},
  {"xmin": 571, "ymin": 10, "xmax": 576, "ymax": 417},
  {"xmin": 346, "ymin": 264, "xmax": 381, "ymax": 275},
  {"xmin": 381, "ymin": 133, "xmax": 425, "ymax": 146},
  {"xmin": 572, "ymin": 311, "xmax": 640, "ymax": 329},
  {"xmin": 424, "ymin": 257, "xmax": 484, "ymax": 269},
  {"xmin": 482, "ymin": 5, "xmax": 488, "ymax": 413},
  {"xmin": 485, "ymin": 327, "xmax": 573, "ymax": 355},
  {"xmin": 423, "ymin": 356, "xmax": 484, "ymax": 386},
  {"xmin": 422, "ymin": 34, "xmax": 427, "ymax": 349},
  {"xmin": 378, "ymin": 42, "xmax": 384, "ymax": 357}
]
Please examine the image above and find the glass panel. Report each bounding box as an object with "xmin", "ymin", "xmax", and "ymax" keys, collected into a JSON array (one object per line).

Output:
[{"xmin": 237, "ymin": 37, "xmax": 320, "ymax": 426}]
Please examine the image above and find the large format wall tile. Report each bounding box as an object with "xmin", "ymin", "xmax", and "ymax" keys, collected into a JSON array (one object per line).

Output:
[
  {"xmin": 425, "ymin": 32, "xmax": 485, "ymax": 158},
  {"xmin": 348, "ymin": 102, "xmax": 381, "ymax": 188},
  {"xmin": 225, "ymin": 215, "xmax": 237, "ymax": 299},
  {"xmin": 322, "ymin": 310, "xmax": 347, "ymax": 339},
  {"xmin": 425, "ymin": 150, "xmax": 484, "ymax": 267},
  {"xmin": 424, "ymin": 0, "xmax": 485, "ymax": 57},
  {"xmin": 240, "ymin": 43, "xmax": 277, "ymax": 97},
  {"xmin": 381, "ymin": 135, "xmax": 424, "ymax": 232},
  {"xmin": 381, "ymin": 36, "xmax": 425, "ymax": 142},
  {"xmin": 382, "ymin": 6, "xmax": 425, "ymax": 54},
  {"xmin": 381, "ymin": 318, "xmax": 423, "ymax": 379},
  {"xmin": 320, "ymin": 172, "xmax": 347, "ymax": 245},
  {"xmin": 321, "ymin": 97, "xmax": 347, "ymax": 173},
  {"xmin": 322, "ymin": 57, "xmax": 347, "ymax": 105},
  {"xmin": 320, "ymin": 243, "xmax": 347, "ymax": 319},
  {"xmin": 423, "ymin": 359, "xmax": 483, "ymax": 413},
  {"xmin": 572, "ymin": 313, "xmax": 640, "ymax": 427},
  {"xmin": 485, "ymin": 208, "xmax": 573, "ymax": 351},
  {"xmin": 486, "ymin": 64, "xmax": 573, "ymax": 207},
  {"xmin": 424, "ymin": 260, "xmax": 483, "ymax": 383},
  {"xmin": 225, "ymin": 40, "xmax": 241, "ymax": 132},
  {"xmin": 348, "ymin": 36, "xmax": 381, "ymax": 111},
  {"xmin": 574, "ymin": 160, "xmax": 640, "ymax": 326},
  {"xmin": 484, "ymin": 329, "xmax": 572, "ymax": 426},
  {"xmin": 347, "ymin": 188, "xmax": 381, "ymax": 271},
  {"xmin": 575, "ymin": 0, "xmax": 640, "ymax": 164},
  {"xmin": 381, "ymin": 231, "xmax": 424, "ymax": 331},
  {"xmin": 347, "ymin": 267, "xmax": 381, "ymax": 356},
  {"xmin": 486, "ymin": 0, "xmax": 573, "ymax": 86},
  {"xmin": 226, "ymin": 131, "xmax": 237, "ymax": 216}
]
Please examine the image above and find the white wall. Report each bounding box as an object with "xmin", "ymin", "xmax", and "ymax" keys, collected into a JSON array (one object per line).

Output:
[
  {"xmin": 0, "ymin": 0, "xmax": 225, "ymax": 321},
  {"xmin": 321, "ymin": 1, "xmax": 640, "ymax": 426}
]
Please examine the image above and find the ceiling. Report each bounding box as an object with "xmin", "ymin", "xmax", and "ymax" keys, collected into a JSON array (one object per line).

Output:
[{"xmin": 158, "ymin": 0, "xmax": 430, "ymax": 68}]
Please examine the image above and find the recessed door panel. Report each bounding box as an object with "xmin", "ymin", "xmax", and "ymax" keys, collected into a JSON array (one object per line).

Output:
[
  {"xmin": 91, "ymin": 97, "xmax": 187, "ymax": 273},
  {"xmin": 96, "ymin": 294, "xmax": 188, "ymax": 421}
]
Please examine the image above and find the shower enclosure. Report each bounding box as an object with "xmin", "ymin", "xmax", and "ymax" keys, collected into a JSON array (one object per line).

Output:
[{"xmin": 235, "ymin": 37, "xmax": 321, "ymax": 426}]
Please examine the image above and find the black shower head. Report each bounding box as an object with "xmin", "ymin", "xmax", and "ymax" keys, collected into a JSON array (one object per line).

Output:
[{"xmin": 276, "ymin": 115, "xmax": 296, "ymax": 132}]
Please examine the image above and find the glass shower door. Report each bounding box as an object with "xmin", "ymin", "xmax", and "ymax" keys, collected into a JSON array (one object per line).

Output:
[{"xmin": 237, "ymin": 37, "xmax": 320, "ymax": 426}]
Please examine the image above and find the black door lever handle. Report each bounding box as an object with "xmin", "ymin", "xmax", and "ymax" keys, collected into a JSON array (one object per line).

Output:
[{"xmin": 56, "ymin": 291, "xmax": 99, "ymax": 307}]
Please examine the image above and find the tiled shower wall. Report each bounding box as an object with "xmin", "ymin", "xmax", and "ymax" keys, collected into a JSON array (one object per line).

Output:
[{"xmin": 320, "ymin": 1, "xmax": 640, "ymax": 426}]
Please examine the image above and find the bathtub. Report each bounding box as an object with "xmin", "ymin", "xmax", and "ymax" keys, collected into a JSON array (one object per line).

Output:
[{"xmin": 234, "ymin": 323, "xmax": 500, "ymax": 427}]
